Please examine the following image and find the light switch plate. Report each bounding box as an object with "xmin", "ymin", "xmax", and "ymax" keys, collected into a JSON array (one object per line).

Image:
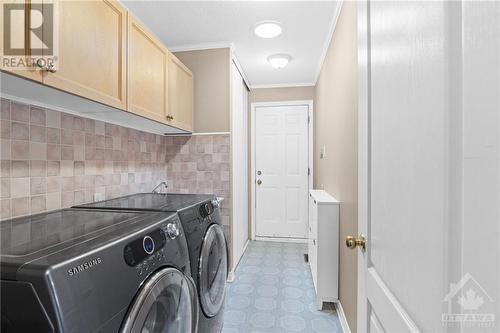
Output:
[{"xmin": 320, "ymin": 145, "xmax": 326, "ymax": 159}]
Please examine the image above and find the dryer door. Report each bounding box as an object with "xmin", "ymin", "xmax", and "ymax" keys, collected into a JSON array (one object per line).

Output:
[
  {"xmin": 198, "ymin": 224, "xmax": 228, "ymax": 317},
  {"xmin": 120, "ymin": 268, "xmax": 198, "ymax": 333}
]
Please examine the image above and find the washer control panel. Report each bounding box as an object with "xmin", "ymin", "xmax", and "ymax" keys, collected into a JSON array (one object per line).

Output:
[
  {"xmin": 134, "ymin": 248, "xmax": 166, "ymax": 276},
  {"xmin": 124, "ymin": 228, "xmax": 166, "ymax": 266}
]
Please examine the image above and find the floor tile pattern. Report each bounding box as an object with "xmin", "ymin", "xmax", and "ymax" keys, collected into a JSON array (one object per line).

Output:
[{"xmin": 223, "ymin": 241, "xmax": 342, "ymax": 333}]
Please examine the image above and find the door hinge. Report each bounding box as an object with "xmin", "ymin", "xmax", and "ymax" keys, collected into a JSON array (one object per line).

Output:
[
  {"xmin": 308, "ymin": 115, "xmax": 310, "ymax": 123},
  {"xmin": 308, "ymin": 167, "xmax": 310, "ymax": 175}
]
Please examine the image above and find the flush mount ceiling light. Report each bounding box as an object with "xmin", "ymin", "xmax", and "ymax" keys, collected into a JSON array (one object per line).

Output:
[
  {"xmin": 254, "ymin": 21, "xmax": 283, "ymax": 39},
  {"xmin": 267, "ymin": 54, "xmax": 291, "ymax": 69}
]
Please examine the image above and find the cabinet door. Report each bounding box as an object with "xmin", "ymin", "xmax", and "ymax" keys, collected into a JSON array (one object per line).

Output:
[
  {"xmin": 0, "ymin": 0, "xmax": 43, "ymax": 82},
  {"xmin": 168, "ymin": 53, "xmax": 193, "ymax": 132},
  {"xmin": 42, "ymin": 0, "xmax": 127, "ymax": 109},
  {"xmin": 127, "ymin": 14, "xmax": 168, "ymax": 123}
]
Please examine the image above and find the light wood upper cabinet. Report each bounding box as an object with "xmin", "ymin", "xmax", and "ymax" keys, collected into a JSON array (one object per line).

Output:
[
  {"xmin": 1, "ymin": 1, "xmax": 194, "ymax": 133},
  {"xmin": 43, "ymin": 0, "xmax": 127, "ymax": 110},
  {"xmin": 168, "ymin": 53, "xmax": 193, "ymax": 132},
  {"xmin": 127, "ymin": 14, "xmax": 169, "ymax": 124},
  {"xmin": 0, "ymin": 0, "xmax": 43, "ymax": 82}
]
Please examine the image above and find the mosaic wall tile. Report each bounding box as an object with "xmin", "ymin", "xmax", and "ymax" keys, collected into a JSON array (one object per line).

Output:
[
  {"xmin": 0, "ymin": 98, "xmax": 168, "ymax": 219},
  {"xmin": 165, "ymin": 134, "xmax": 232, "ymax": 251},
  {"xmin": 0, "ymin": 98, "xmax": 234, "ymax": 255}
]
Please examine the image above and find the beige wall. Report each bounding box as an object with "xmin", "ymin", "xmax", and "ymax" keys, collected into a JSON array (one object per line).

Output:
[
  {"xmin": 249, "ymin": 86, "xmax": 315, "ymax": 104},
  {"xmin": 314, "ymin": 2, "xmax": 358, "ymax": 331},
  {"xmin": 175, "ymin": 48, "xmax": 231, "ymax": 133}
]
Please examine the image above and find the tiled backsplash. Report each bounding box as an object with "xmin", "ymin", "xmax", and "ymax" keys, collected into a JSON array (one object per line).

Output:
[
  {"xmin": 0, "ymin": 98, "xmax": 168, "ymax": 219},
  {"xmin": 0, "ymin": 98, "xmax": 233, "ymax": 253},
  {"xmin": 165, "ymin": 135, "xmax": 231, "ymax": 240}
]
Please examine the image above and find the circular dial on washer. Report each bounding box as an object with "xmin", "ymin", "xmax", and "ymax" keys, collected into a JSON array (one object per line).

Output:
[
  {"xmin": 199, "ymin": 202, "xmax": 214, "ymax": 218},
  {"xmin": 143, "ymin": 236, "xmax": 155, "ymax": 254}
]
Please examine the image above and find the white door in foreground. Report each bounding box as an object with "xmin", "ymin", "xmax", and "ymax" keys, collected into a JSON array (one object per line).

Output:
[
  {"xmin": 357, "ymin": 1, "xmax": 499, "ymax": 332},
  {"xmin": 255, "ymin": 104, "xmax": 309, "ymax": 239}
]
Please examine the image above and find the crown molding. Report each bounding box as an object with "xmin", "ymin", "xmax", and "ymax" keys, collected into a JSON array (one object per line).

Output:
[
  {"xmin": 231, "ymin": 52, "xmax": 251, "ymax": 90},
  {"xmin": 313, "ymin": 0, "xmax": 343, "ymax": 85},
  {"xmin": 250, "ymin": 82, "xmax": 316, "ymax": 90},
  {"xmin": 169, "ymin": 41, "xmax": 234, "ymax": 53}
]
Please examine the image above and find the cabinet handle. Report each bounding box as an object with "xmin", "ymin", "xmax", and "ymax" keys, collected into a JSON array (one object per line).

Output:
[
  {"xmin": 166, "ymin": 115, "xmax": 174, "ymax": 121},
  {"xmin": 313, "ymin": 239, "xmax": 316, "ymax": 245},
  {"xmin": 36, "ymin": 59, "xmax": 45, "ymax": 69},
  {"xmin": 35, "ymin": 59, "xmax": 57, "ymax": 73},
  {"xmin": 46, "ymin": 64, "xmax": 57, "ymax": 73}
]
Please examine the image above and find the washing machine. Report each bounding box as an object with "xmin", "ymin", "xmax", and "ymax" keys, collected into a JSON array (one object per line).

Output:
[
  {"xmin": 74, "ymin": 193, "xmax": 228, "ymax": 333},
  {"xmin": 0, "ymin": 208, "xmax": 198, "ymax": 333}
]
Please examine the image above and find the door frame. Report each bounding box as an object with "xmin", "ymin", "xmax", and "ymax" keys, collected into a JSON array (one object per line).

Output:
[
  {"xmin": 249, "ymin": 100, "xmax": 314, "ymax": 242},
  {"xmin": 357, "ymin": 0, "xmax": 368, "ymax": 330}
]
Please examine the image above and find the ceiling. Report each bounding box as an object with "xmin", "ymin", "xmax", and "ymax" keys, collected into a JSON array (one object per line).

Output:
[{"xmin": 121, "ymin": 1, "xmax": 341, "ymax": 88}]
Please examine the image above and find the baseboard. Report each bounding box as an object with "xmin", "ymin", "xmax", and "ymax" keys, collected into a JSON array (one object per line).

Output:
[
  {"xmin": 335, "ymin": 301, "xmax": 351, "ymax": 333},
  {"xmin": 255, "ymin": 236, "xmax": 308, "ymax": 243},
  {"xmin": 227, "ymin": 239, "xmax": 250, "ymax": 283},
  {"xmin": 241, "ymin": 239, "xmax": 250, "ymax": 257}
]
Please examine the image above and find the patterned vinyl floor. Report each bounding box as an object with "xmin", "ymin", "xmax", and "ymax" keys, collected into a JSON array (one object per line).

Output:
[{"xmin": 222, "ymin": 241, "xmax": 342, "ymax": 333}]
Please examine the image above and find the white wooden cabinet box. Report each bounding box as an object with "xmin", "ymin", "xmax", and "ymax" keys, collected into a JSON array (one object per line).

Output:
[{"xmin": 308, "ymin": 189, "xmax": 340, "ymax": 309}]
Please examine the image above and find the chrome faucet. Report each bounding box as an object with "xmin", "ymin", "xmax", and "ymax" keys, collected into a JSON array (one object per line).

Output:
[{"xmin": 152, "ymin": 181, "xmax": 168, "ymax": 194}]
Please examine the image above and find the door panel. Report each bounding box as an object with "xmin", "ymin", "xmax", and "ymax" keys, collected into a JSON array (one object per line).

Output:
[
  {"xmin": 255, "ymin": 104, "xmax": 309, "ymax": 238},
  {"xmin": 127, "ymin": 14, "xmax": 168, "ymax": 123},
  {"xmin": 370, "ymin": 0, "xmax": 447, "ymax": 330},
  {"xmin": 358, "ymin": 1, "xmax": 448, "ymax": 331},
  {"xmin": 43, "ymin": 0, "xmax": 126, "ymax": 109},
  {"xmin": 358, "ymin": 1, "xmax": 500, "ymax": 332},
  {"xmin": 285, "ymin": 188, "xmax": 300, "ymax": 221}
]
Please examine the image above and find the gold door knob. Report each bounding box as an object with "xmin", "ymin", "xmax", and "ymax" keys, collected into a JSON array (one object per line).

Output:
[
  {"xmin": 346, "ymin": 234, "xmax": 366, "ymax": 252},
  {"xmin": 256, "ymin": 179, "xmax": 262, "ymax": 185}
]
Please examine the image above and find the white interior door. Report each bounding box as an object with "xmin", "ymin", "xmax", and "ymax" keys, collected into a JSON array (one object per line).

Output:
[
  {"xmin": 357, "ymin": 1, "xmax": 500, "ymax": 332},
  {"xmin": 230, "ymin": 61, "xmax": 249, "ymax": 270},
  {"xmin": 254, "ymin": 104, "xmax": 309, "ymax": 239}
]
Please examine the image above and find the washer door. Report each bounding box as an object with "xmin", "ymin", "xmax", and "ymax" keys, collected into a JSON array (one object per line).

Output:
[
  {"xmin": 198, "ymin": 224, "xmax": 228, "ymax": 317},
  {"xmin": 120, "ymin": 268, "xmax": 198, "ymax": 333}
]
